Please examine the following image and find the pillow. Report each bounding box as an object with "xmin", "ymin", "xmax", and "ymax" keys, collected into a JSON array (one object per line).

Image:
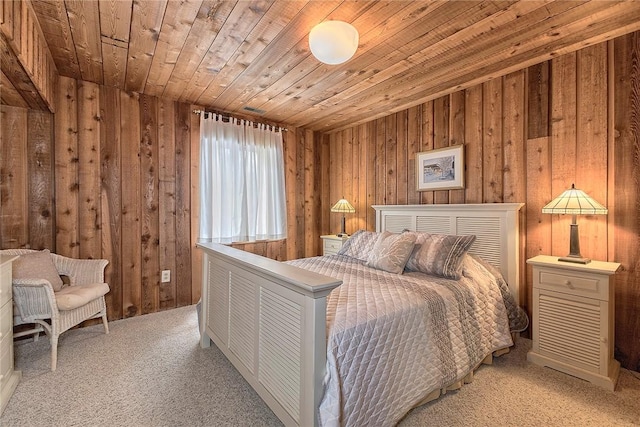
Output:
[
  {"xmin": 337, "ymin": 230, "xmax": 380, "ymax": 261},
  {"xmin": 404, "ymin": 232, "xmax": 476, "ymax": 279},
  {"xmin": 12, "ymin": 249, "xmax": 64, "ymax": 292},
  {"xmin": 366, "ymin": 231, "xmax": 416, "ymax": 274}
]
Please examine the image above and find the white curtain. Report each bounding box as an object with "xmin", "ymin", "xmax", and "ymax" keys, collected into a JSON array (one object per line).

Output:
[{"xmin": 199, "ymin": 114, "xmax": 287, "ymax": 243}]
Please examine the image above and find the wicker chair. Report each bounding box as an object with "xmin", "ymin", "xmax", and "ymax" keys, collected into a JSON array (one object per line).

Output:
[{"xmin": 0, "ymin": 249, "xmax": 110, "ymax": 371}]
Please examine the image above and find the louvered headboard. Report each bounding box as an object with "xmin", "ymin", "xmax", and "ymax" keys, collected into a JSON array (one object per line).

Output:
[{"xmin": 373, "ymin": 203, "xmax": 524, "ymax": 301}]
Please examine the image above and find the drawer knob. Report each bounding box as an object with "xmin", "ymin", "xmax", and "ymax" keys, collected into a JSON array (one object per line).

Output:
[{"xmin": 564, "ymin": 280, "xmax": 573, "ymax": 288}]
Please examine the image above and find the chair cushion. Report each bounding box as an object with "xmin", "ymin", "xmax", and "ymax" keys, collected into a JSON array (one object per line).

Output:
[
  {"xmin": 13, "ymin": 249, "xmax": 65, "ymax": 292},
  {"xmin": 55, "ymin": 283, "xmax": 110, "ymax": 311}
]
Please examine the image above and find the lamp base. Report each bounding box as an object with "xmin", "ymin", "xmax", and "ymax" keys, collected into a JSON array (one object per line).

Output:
[
  {"xmin": 339, "ymin": 215, "xmax": 347, "ymax": 237},
  {"xmin": 559, "ymin": 220, "xmax": 590, "ymax": 264},
  {"xmin": 558, "ymin": 255, "xmax": 591, "ymax": 264}
]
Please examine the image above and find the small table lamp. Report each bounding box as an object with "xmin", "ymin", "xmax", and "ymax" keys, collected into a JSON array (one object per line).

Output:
[
  {"xmin": 331, "ymin": 199, "xmax": 355, "ymax": 237},
  {"xmin": 542, "ymin": 184, "xmax": 608, "ymax": 264}
]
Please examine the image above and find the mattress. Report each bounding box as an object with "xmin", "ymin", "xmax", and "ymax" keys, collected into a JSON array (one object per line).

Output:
[{"xmin": 287, "ymin": 253, "xmax": 523, "ymax": 427}]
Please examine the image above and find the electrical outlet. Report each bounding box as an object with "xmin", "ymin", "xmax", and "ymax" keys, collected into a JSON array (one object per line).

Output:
[{"xmin": 161, "ymin": 270, "xmax": 171, "ymax": 283}]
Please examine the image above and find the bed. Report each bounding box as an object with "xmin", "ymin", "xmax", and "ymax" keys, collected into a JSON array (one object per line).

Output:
[{"xmin": 197, "ymin": 203, "xmax": 525, "ymax": 426}]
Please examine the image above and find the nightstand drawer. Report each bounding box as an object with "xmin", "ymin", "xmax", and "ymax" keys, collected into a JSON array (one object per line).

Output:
[
  {"xmin": 324, "ymin": 240, "xmax": 342, "ymax": 252},
  {"xmin": 536, "ymin": 269, "xmax": 608, "ymax": 301}
]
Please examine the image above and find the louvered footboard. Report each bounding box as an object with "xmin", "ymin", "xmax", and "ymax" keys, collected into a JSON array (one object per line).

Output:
[{"xmin": 197, "ymin": 242, "xmax": 341, "ymax": 427}]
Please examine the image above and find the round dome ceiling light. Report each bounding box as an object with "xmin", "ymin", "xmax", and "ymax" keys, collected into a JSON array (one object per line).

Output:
[{"xmin": 309, "ymin": 20, "xmax": 359, "ymax": 65}]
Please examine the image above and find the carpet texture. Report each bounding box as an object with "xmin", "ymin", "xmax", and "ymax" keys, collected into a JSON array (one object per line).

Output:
[{"xmin": 2, "ymin": 305, "xmax": 639, "ymax": 426}]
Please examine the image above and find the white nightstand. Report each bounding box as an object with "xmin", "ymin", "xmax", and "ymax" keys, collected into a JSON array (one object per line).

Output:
[
  {"xmin": 526, "ymin": 255, "xmax": 620, "ymax": 390},
  {"xmin": 321, "ymin": 235, "xmax": 349, "ymax": 256}
]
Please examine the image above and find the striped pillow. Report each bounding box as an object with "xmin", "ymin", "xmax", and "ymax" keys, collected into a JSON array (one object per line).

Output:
[{"xmin": 404, "ymin": 232, "xmax": 476, "ymax": 279}]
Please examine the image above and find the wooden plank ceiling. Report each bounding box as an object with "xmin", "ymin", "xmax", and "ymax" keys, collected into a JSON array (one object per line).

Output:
[{"xmin": 28, "ymin": 0, "xmax": 640, "ymax": 132}]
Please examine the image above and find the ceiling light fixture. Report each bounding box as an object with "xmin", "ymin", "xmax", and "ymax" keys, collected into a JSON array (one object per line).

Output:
[{"xmin": 309, "ymin": 20, "xmax": 359, "ymax": 65}]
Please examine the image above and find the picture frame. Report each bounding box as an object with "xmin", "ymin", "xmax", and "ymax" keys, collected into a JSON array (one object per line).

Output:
[{"xmin": 416, "ymin": 145, "xmax": 465, "ymax": 191}]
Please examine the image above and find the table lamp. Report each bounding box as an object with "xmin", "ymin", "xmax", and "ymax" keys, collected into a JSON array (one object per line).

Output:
[
  {"xmin": 542, "ymin": 184, "xmax": 608, "ymax": 264},
  {"xmin": 331, "ymin": 199, "xmax": 355, "ymax": 237}
]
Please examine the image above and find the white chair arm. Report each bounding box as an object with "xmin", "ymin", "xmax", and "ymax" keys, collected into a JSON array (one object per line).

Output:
[
  {"xmin": 12, "ymin": 278, "xmax": 54, "ymax": 288},
  {"xmin": 12, "ymin": 279, "xmax": 57, "ymax": 321},
  {"xmin": 51, "ymin": 254, "xmax": 109, "ymax": 285}
]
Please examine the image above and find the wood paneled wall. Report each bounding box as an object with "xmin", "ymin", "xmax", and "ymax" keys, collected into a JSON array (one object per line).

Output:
[
  {"xmin": 1, "ymin": 76, "xmax": 322, "ymax": 321},
  {"xmin": 325, "ymin": 34, "xmax": 640, "ymax": 371},
  {"xmin": 0, "ymin": 106, "xmax": 55, "ymax": 248}
]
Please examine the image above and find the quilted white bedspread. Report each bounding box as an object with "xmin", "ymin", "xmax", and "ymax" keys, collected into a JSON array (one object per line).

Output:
[{"xmin": 287, "ymin": 253, "xmax": 514, "ymax": 427}]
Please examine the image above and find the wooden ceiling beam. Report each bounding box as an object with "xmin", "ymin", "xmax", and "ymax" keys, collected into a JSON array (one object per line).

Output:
[
  {"xmin": 0, "ymin": 34, "xmax": 48, "ymax": 110},
  {"xmin": 1, "ymin": 0, "xmax": 58, "ymax": 111},
  {"xmin": 1, "ymin": 68, "xmax": 30, "ymax": 109}
]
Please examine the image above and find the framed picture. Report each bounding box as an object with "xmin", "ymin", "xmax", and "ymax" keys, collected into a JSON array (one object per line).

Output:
[{"xmin": 416, "ymin": 145, "xmax": 465, "ymax": 191}]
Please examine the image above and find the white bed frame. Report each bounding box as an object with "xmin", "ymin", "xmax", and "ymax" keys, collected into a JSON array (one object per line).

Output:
[{"xmin": 198, "ymin": 203, "xmax": 523, "ymax": 427}]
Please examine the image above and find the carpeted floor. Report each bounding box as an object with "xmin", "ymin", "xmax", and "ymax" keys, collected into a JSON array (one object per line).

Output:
[{"xmin": 2, "ymin": 305, "xmax": 639, "ymax": 426}]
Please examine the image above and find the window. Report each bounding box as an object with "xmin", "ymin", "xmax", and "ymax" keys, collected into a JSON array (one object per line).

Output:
[{"xmin": 199, "ymin": 114, "xmax": 287, "ymax": 244}]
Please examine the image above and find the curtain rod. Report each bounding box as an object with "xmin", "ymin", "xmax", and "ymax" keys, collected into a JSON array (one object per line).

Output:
[{"xmin": 192, "ymin": 109, "xmax": 288, "ymax": 132}]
